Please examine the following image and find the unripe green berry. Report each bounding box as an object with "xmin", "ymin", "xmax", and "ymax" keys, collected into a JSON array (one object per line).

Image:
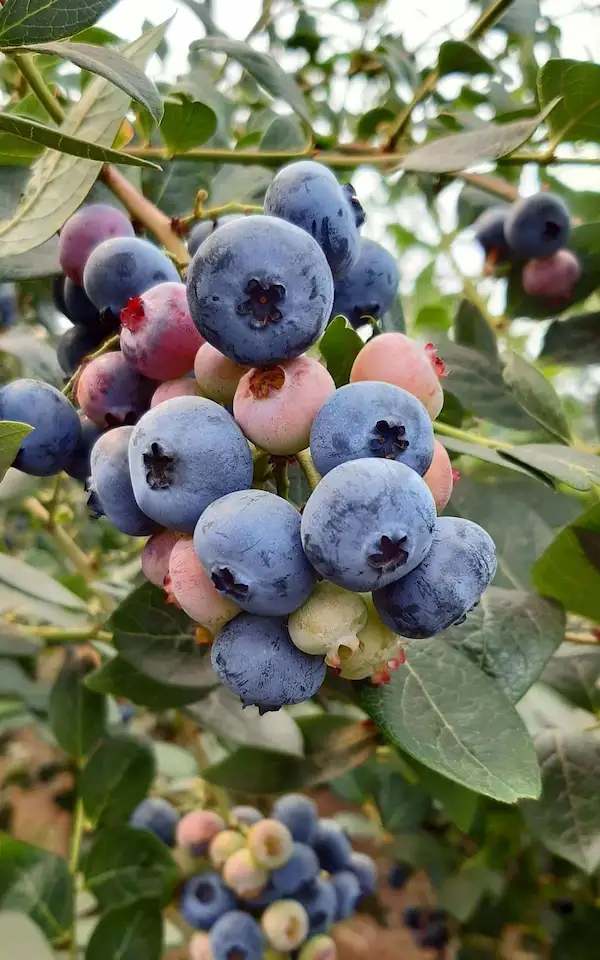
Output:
[
  {"xmin": 288, "ymin": 582, "xmax": 367, "ymax": 667},
  {"xmin": 209, "ymin": 829, "xmax": 246, "ymax": 870},
  {"xmin": 298, "ymin": 935, "xmax": 337, "ymax": 960},
  {"xmin": 339, "ymin": 596, "xmax": 400, "ymax": 680},
  {"xmin": 247, "ymin": 818, "xmax": 294, "ymax": 869},
  {"xmin": 222, "ymin": 847, "xmax": 269, "ymax": 898},
  {"xmin": 262, "ymin": 900, "xmax": 310, "ymax": 951}
]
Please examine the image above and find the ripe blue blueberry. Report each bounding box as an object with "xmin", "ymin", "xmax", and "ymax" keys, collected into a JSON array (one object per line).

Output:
[
  {"xmin": 231, "ymin": 805, "xmax": 263, "ymax": 827},
  {"xmin": 194, "ymin": 489, "xmax": 316, "ymax": 616},
  {"xmin": 180, "ymin": 872, "xmax": 236, "ymax": 930},
  {"xmin": 296, "ymin": 877, "xmax": 337, "ymax": 936},
  {"xmin": 417, "ymin": 921, "xmax": 450, "ymax": 950},
  {"xmin": 186, "ymin": 215, "xmax": 333, "ymax": 366},
  {"xmin": 331, "ymin": 238, "xmax": 399, "ymax": 327},
  {"xmin": 128, "ymin": 396, "xmax": 253, "ymax": 533},
  {"xmin": 310, "ymin": 381, "xmax": 434, "ymax": 478},
  {"xmin": 301, "ymin": 458, "xmax": 436, "ymax": 592},
  {"xmin": 271, "ymin": 842, "xmax": 320, "ymax": 896},
  {"xmin": 474, "ymin": 206, "xmax": 510, "ymax": 261},
  {"xmin": 210, "ymin": 911, "xmax": 266, "ymax": 960},
  {"xmin": 83, "ymin": 236, "xmax": 179, "ymax": 316},
  {"xmin": 264, "ymin": 161, "xmax": 363, "ymax": 279},
  {"xmin": 373, "ymin": 516, "xmax": 497, "ymax": 638},
  {"xmin": 272, "ymin": 793, "xmax": 319, "ymax": 845},
  {"xmin": 349, "ymin": 852, "xmax": 378, "ymax": 896},
  {"xmin": 313, "ymin": 819, "xmax": 352, "ymax": 873},
  {"xmin": 89, "ymin": 426, "xmax": 160, "ymax": 537},
  {"xmin": 64, "ymin": 415, "xmax": 102, "ymax": 483},
  {"xmin": 129, "ymin": 796, "xmax": 179, "ymax": 846},
  {"xmin": 403, "ymin": 906, "xmax": 426, "ymax": 930},
  {"xmin": 387, "ymin": 861, "xmax": 411, "ymax": 891},
  {"xmin": 210, "ymin": 614, "xmax": 326, "ymax": 713},
  {"xmin": 188, "ymin": 214, "xmax": 242, "ymax": 258},
  {"xmin": 0, "ymin": 379, "xmax": 81, "ymax": 477},
  {"xmin": 504, "ymin": 193, "xmax": 570, "ymax": 259},
  {"xmin": 331, "ymin": 870, "xmax": 361, "ymax": 921}
]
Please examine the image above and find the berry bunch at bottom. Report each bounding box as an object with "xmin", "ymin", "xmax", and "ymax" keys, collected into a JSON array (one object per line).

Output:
[{"xmin": 403, "ymin": 905, "xmax": 450, "ymax": 951}]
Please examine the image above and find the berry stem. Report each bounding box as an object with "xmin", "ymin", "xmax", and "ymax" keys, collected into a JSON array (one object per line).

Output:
[
  {"xmin": 273, "ymin": 458, "xmax": 290, "ymax": 500},
  {"xmin": 10, "ymin": 53, "xmax": 64, "ymax": 123},
  {"xmin": 296, "ymin": 449, "xmax": 322, "ymax": 491},
  {"xmin": 432, "ymin": 421, "xmax": 514, "ymax": 453},
  {"xmin": 180, "ymin": 200, "xmax": 264, "ymax": 228},
  {"xmin": 15, "ymin": 624, "xmax": 112, "ymax": 645}
]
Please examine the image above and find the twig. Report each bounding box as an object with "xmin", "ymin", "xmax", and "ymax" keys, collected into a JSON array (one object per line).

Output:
[
  {"xmin": 296, "ymin": 449, "xmax": 322, "ymax": 491},
  {"xmin": 11, "ymin": 53, "xmax": 63, "ymax": 123},
  {"xmin": 68, "ymin": 770, "xmax": 85, "ymax": 960},
  {"xmin": 565, "ymin": 631, "xmax": 600, "ymax": 645},
  {"xmin": 433, "ymin": 421, "xmax": 513, "ymax": 452},
  {"xmin": 273, "ymin": 459, "xmax": 290, "ymax": 500}
]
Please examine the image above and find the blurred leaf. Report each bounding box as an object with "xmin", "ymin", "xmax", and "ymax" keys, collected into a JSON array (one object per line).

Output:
[
  {"xmin": 260, "ymin": 116, "xmax": 307, "ymax": 151},
  {"xmin": 152, "ymin": 741, "xmax": 197, "ymax": 780},
  {"xmin": 357, "ymin": 106, "xmax": 395, "ymax": 140},
  {"xmin": 192, "ymin": 37, "xmax": 312, "ymax": 126},
  {"xmin": 0, "ymin": 553, "xmax": 87, "ymax": 610},
  {"xmin": 533, "ymin": 503, "xmax": 600, "ymax": 623},
  {"xmin": 81, "ymin": 734, "xmax": 155, "ymax": 827},
  {"xmin": 0, "ymin": 628, "xmax": 38, "ymax": 656},
  {"xmin": 415, "ymin": 303, "xmax": 451, "ymax": 331},
  {"xmin": 362, "ymin": 640, "xmax": 541, "ymax": 803},
  {"xmin": 203, "ymin": 746, "xmax": 311, "ymax": 794},
  {"xmin": 208, "ymin": 163, "xmax": 272, "ymax": 206},
  {"xmin": 458, "ymin": 184, "xmax": 506, "ymax": 230},
  {"xmin": 438, "ymin": 41, "xmax": 495, "ymax": 77},
  {"xmin": 540, "ymin": 313, "xmax": 600, "ymax": 365},
  {"xmin": 0, "ymin": 660, "xmax": 48, "ymax": 710},
  {"xmin": 295, "ymin": 714, "xmax": 354, "ymax": 756},
  {"xmin": 161, "ymin": 96, "xmax": 217, "ymax": 155},
  {"xmin": 49, "ymin": 653, "xmax": 106, "ymax": 758},
  {"xmin": 403, "ymin": 756, "xmax": 479, "ymax": 832},
  {"xmin": 188, "ymin": 686, "xmax": 304, "ymax": 756},
  {"xmin": 0, "ymin": 420, "xmax": 31, "ymax": 482},
  {"xmin": 503, "ymin": 444, "xmax": 600, "ymax": 492},
  {"xmin": 0, "ymin": 835, "xmax": 72, "ymax": 942},
  {"xmin": 0, "ymin": 326, "xmax": 63, "ymax": 384},
  {"xmin": 391, "ymin": 830, "xmax": 458, "ymax": 888},
  {"xmin": 0, "ymin": 0, "xmax": 116, "ymax": 45},
  {"xmin": 85, "ymin": 900, "xmax": 162, "ymax": 960},
  {"xmin": 83, "ymin": 826, "xmax": 179, "ymax": 910},
  {"xmin": 380, "ymin": 295, "xmax": 405, "ymax": 334},
  {"xmin": 502, "ymin": 351, "xmax": 571, "ymax": 442},
  {"xmin": 0, "ymin": 236, "xmax": 60, "ymax": 280},
  {"xmin": 542, "ymin": 643, "xmax": 600, "ymax": 713},
  {"xmin": 319, "ymin": 315, "xmax": 363, "ymax": 387},
  {"xmin": 454, "ymin": 299, "xmax": 498, "ymax": 360},
  {"xmin": 437, "ymin": 861, "xmax": 503, "ymax": 921},
  {"xmin": 86, "ymin": 655, "xmax": 210, "ymax": 709},
  {"xmin": 539, "ymin": 59, "xmax": 600, "ymax": 146},
  {"xmin": 375, "ymin": 771, "xmax": 429, "ymax": 833}
]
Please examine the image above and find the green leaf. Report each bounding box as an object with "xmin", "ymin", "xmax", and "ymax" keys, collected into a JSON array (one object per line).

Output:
[
  {"xmin": 85, "ymin": 655, "xmax": 210, "ymax": 709},
  {"xmin": 402, "ymin": 102, "xmax": 559, "ymax": 174},
  {"xmin": 260, "ymin": 116, "xmax": 307, "ymax": 151},
  {"xmin": 542, "ymin": 643, "xmax": 600, "ymax": 713},
  {"xmin": 161, "ymin": 96, "xmax": 217, "ymax": 155},
  {"xmin": 319, "ymin": 315, "xmax": 363, "ymax": 388},
  {"xmin": 296, "ymin": 714, "xmax": 354, "ymax": 757},
  {"xmin": 539, "ymin": 59, "xmax": 600, "ymax": 146},
  {"xmin": 0, "ymin": 0, "xmax": 116, "ymax": 45},
  {"xmin": 540, "ymin": 313, "xmax": 600, "ymax": 366},
  {"xmin": 110, "ymin": 582, "xmax": 217, "ymax": 689},
  {"xmin": 403, "ymin": 756, "xmax": 479, "ymax": 832},
  {"xmin": 502, "ymin": 444, "xmax": 600, "ymax": 492},
  {"xmin": 203, "ymin": 746, "xmax": 311, "ymax": 794},
  {"xmin": 9, "ymin": 41, "xmax": 164, "ymax": 124},
  {"xmin": 0, "ymin": 420, "xmax": 31, "ymax": 482},
  {"xmin": 0, "ymin": 237, "xmax": 60, "ymax": 280},
  {"xmin": 85, "ymin": 900, "xmax": 162, "ymax": 960},
  {"xmin": 0, "ymin": 111, "xmax": 160, "ymax": 168},
  {"xmin": 0, "ymin": 326, "xmax": 63, "ymax": 384},
  {"xmin": 380, "ymin": 295, "xmax": 405, "ymax": 334},
  {"xmin": 188, "ymin": 687, "xmax": 304, "ymax": 756},
  {"xmin": 0, "ymin": 21, "xmax": 168, "ymax": 258},
  {"xmin": 453, "ymin": 299, "xmax": 498, "ymax": 360},
  {"xmin": 444, "ymin": 586, "xmax": 564, "ymax": 704},
  {"xmin": 0, "ymin": 834, "xmax": 72, "ymax": 942},
  {"xmin": 502, "ymin": 351, "xmax": 571, "ymax": 443},
  {"xmin": 83, "ymin": 826, "xmax": 179, "ymax": 910},
  {"xmin": 533, "ymin": 503, "xmax": 600, "ymax": 623},
  {"xmin": 80, "ymin": 734, "xmax": 155, "ymax": 827},
  {"xmin": 49, "ymin": 653, "xmax": 107, "ymax": 759},
  {"xmin": 437, "ymin": 40, "xmax": 495, "ymax": 77},
  {"xmin": 192, "ymin": 37, "xmax": 312, "ymax": 126},
  {"xmin": 361, "ymin": 639, "xmax": 541, "ymax": 803},
  {"xmin": 375, "ymin": 770, "xmax": 429, "ymax": 833},
  {"xmin": 437, "ymin": 861, "xmax": 502, "ymax": 921},
  {"xmin": 0, "ymin": 553, "xmax": 87, "ymax": 610},
  {"xmin": 437, "ymin": 434, "xmax": 540, "ymax": 481}
]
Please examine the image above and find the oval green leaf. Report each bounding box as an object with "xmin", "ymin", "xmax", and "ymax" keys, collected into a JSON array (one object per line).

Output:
[
  {"xmin": 85, "ymin": 900, "xmax": 163, "ymax": 960},
  {"xmin": 0, "ymin": 834, "xmax": 72, "ymax": 943},
  {"xmin": 49, "ymin": 653, "xmax": 107, "ymax": 759},
  {"xmin": 83, "ymin": 826, "xmax": 180, "ymax": 910},
  {"xmin": 80, "ymin": 733, "xmax": 155, "ymax": 827},
  {"xmin": 0, "ymin": 420, "xmax": 31, "ymax": 483},
  {"xmin": 0, "ymin": 0, "xmax": 116, "ymax": 46}
]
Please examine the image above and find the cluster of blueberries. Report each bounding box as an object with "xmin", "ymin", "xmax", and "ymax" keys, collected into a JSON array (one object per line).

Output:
[
  {"xmin": 388, "ymin": 862, "xmax": 450, "ymax": 950},
  {"xmin": 130, "ymin": 792, "xmax": 378, "ymax": 960},
  {"xmin": 0, "ymin": 160, "xmax": 497, "ymax": 710},
  {"xmin": 474, "ymin": 191, "xmax": 580, "ymax": 301}
]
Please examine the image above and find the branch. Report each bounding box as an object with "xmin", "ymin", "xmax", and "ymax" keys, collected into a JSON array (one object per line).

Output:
[
  {"xmin": 296, "ymin": 449, "xmax": 321, "ymax": 491},
  {"xmin": 432, "ymin": 421, "xmax": 513, "ymax": 453}
]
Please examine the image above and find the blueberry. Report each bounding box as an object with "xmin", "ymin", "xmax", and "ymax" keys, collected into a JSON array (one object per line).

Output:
[
  {"xmin": 83, "ymin": 236, "xmax": 180, "ymax": 316},
  {"xmin": 522, "ymin": 249, "xmax": 581, "ymax": 301},
  {"xmin": 119, "ymin": 702, "xmax": 135, "ymax": 724},
  {"xmin": 76, "ymin": 351, "xmax": 155, "ymax": 429},
  {"xmin": 310, "ymin": 381, "xmax": 434, "ymax": 478},
  {"xmin": 210, "ymin": 911, "xmax": 266, "ymax": 960},
  {"xmin": 194, "ymin": 489, "xmax": 316, "ymax": 616},
  {"xmin": 63, "ymin": 279, "xmax": 102, "ymax": 331},
  {"xmin": 0, "ymin": 283, "xmax": 17, "ymax": 327},
  {"xmin": 272, "ymin": 794, "xmax": 319, "ymax": 845},
  {"xmin": 59, "ymin": 203, "xmax": 134, "ymax": 287},
  {"xmin": 264, "ymin": 161, "xmax": 363, "ymax": 278},
  {"xmin": 331, "ymin": 238, "xmax": 399, "ymax": 327},
  {"xmin": 504, "ymin": 193, "xmax": 570, "ymax": 259},
  {"xmin": 403, "ymin": 905, "xmax": 427, "ymax": 930},
  {"xmin": 551, "ymin": 896, "xmax": 575, "ymax": 915},
  {"xmin": 296, "ymin": 877, "xmax": 337, "ymax": 936},
  {"xmin": 373, "ymin": 516, "xmax": 497, "ymax": 638},
  {"xmin": 271, "ymin": 842, "xmax": 320, "ymax": 896},
  {"xmin": 387, "ymin": 861, "xmax": 411, "ymax": 890},
  {"xmin": 186, "ymin": 215, "xmax": 333, "ymax": 366},
  {"xmin": 474, "ymin": 205, "xmax": 510, "ymax": 261},
  {"xmin": 313, "ymin": 820, "xmax": 352, "ymax": 873},
  {"xmin": 0, "ymin": 379, "xmax": 81, "ymax": 477},
  {"xmin": 128, "ymin": 396, "xmax": 253, "ymax": 533},
  {"xmin": 129, "ymin": 796, "xmax": 179, "ymax": 846},
  {"xmin": 188, "ymin": 214, "xmax": 242, "ymax": 257},
  {"xmin": 331, "ymin": 870, "xmax": 361, "ymax": 921},
  {"xmin": 349, "ymin": 852, "xmax": 378, "ymax": 896},
  {"xmin": 231, "ymin": 805, "xmax": 263, "ymax": 827},
  {"xmin": 180, "ymin": 872, "xmax": 236, "ymax": 930},
  {"xmin": 57, "ymin": 325, "xmax": 102, "ymax": 376},
  {"xmin": 417, "ymin": 920, "xmax": 450, "ymax": 949},
  {"xmin": 89, "ymin": 426, "xmax": 160, "ymax": 537},
  {"xmin": 210, "ymin": 614, "xmax": 326, "ymax": 713},
  {"xmin": 301, "ymin": 458, "xmax": 436, "ymax": 592},
  {"xmin": 64, "ymin": 415, "xmax": 103, "ymax": 483}
]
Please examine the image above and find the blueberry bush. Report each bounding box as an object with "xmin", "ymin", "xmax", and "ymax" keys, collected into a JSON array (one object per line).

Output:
[{"xmin": 0, "ymin": 1, "xmax": 599, "ymax": 957}]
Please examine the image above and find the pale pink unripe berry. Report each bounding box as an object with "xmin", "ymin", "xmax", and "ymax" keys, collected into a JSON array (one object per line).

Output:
[
  {"xmin": 168, "ymin": 537, "xmax": 239, "ymax": 634},
  {"xmin": 141, "ymin": 530, "xmax": 181, "ymax": 588},
  {"xmin": 194, "ymin": 343, "xmax": 249, "ymax": 403},
  {"xmin": 233, "ymin": 357, "xmax": 336, "ymax": 456},
  {"xmin": 208, "ymin": 829, "xmax": 246, "ymax": 870},
  {"xmin": 522, "ymin": 249, "xmax": 581, "ymax": 301},
  {"xmin": 350, "ymin": 332, "xmax": 445, "ymax": 419},
  {"xmin": 262, "ymin": 900, "xmax": 310, "ymax": 951},
  {"xmin": 247, "ymin": 818, "xmax": 294, "ymax": 869},
  {"xmin": 423, "ymin": 439, "xmax": 454, "ymax": 512},
  {"xmin": 298, "ymin": 936, "xmax": 337, "ymax": 960},
  {"xmin": 176, "ymin": 810, "xmax": 226, "ymax": 855},
  {"xmin": 189, "ymin": 931, "xmax": 215, "ymax": 960},
  {"xmin": 121, "ymin": 282, "xmax": 205, "ymax": 381},
  {"xmin": 222, "ymin": 847, "xmax": 268, "ymax": 898},
  {"xmin": 151, "ymin": 378, "xmax": 201, "ymax": 408}
]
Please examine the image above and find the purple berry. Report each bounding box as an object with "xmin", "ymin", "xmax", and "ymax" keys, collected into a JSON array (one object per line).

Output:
[
  {"xmin": 76, "ymin": 351, "xmax": 155, "ymax": 429},
  {"xmin": 59, "ymin": 203, "xmax": 134, "ymax": 286},
  {"xmin": 0, "ymin": 379, "xmax": 81, "ymax": 477},
  {"xmin": 522, "ymin": 249, "xmax": 581, "ymax": 301},
  {"xmin": 120, "ymin": 282, "xmax": 204, "ymax": 381},
  {"xmin": 387, "ymin": 861, "xmax": 410, "ymax": 891}
]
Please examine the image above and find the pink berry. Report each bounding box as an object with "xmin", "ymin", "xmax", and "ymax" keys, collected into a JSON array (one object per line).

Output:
[
  {"xmin": 168, "ymin": 537, "xmax": 239, "ymax": 633},
  {"xmin": 194, "ymin": 343, "xmax": 249, "ymax": 404},
  {"xmin": 176, "ymin": 810, "xmax": 226, "ymax": 855},
  {"xmin": 76, "ymin": 351, "xmax": 154, "ymax": 428},
  {"xmin": 59, "ymin": 204, "xmax": 134, "ymax": 287},
  {"xmin": 299, "ymin": 936, "xmax": 338, "ymax": 960},
  {"xmin": 120, "ymin": 282, "xmax": 205, "ymax": 381},
  {"xmin": 262, "ymin": 900, "xmax": 310, "ymax": 951},
  {"xmin": 222, "ymin": 847, "xmax": 268, "ymax": 898},
  {"xmin": 247, "ymin": 819, "xmax": 294, "ymax": 869},
  {"xmin": 423, "ymin": 440, "xmax": 454, "ymax": 512},
  {"xmin": 522, "ymin": 249, "xmax": 581, "ymax": 301},
  {"xmin": 141, "ymin": 530, "xmax": 181, "ymax": 587},
  {"xmin": 209, "ymin": 829, "xmax": 246, "ymax": 870},
  {"xmin": 350, "ymin": 332, "xmax": 445, "ymax": 419},
  {"xmin": 234, "ymin": 357, "xmax": 336, "ymax": 456},
  {"xmin": 189, "ymin": 931, "xmax": 215, "ymax": 960},
  {"xmin": 151, "ymin": 378, "xmax": 201, "ymax": 408}
]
